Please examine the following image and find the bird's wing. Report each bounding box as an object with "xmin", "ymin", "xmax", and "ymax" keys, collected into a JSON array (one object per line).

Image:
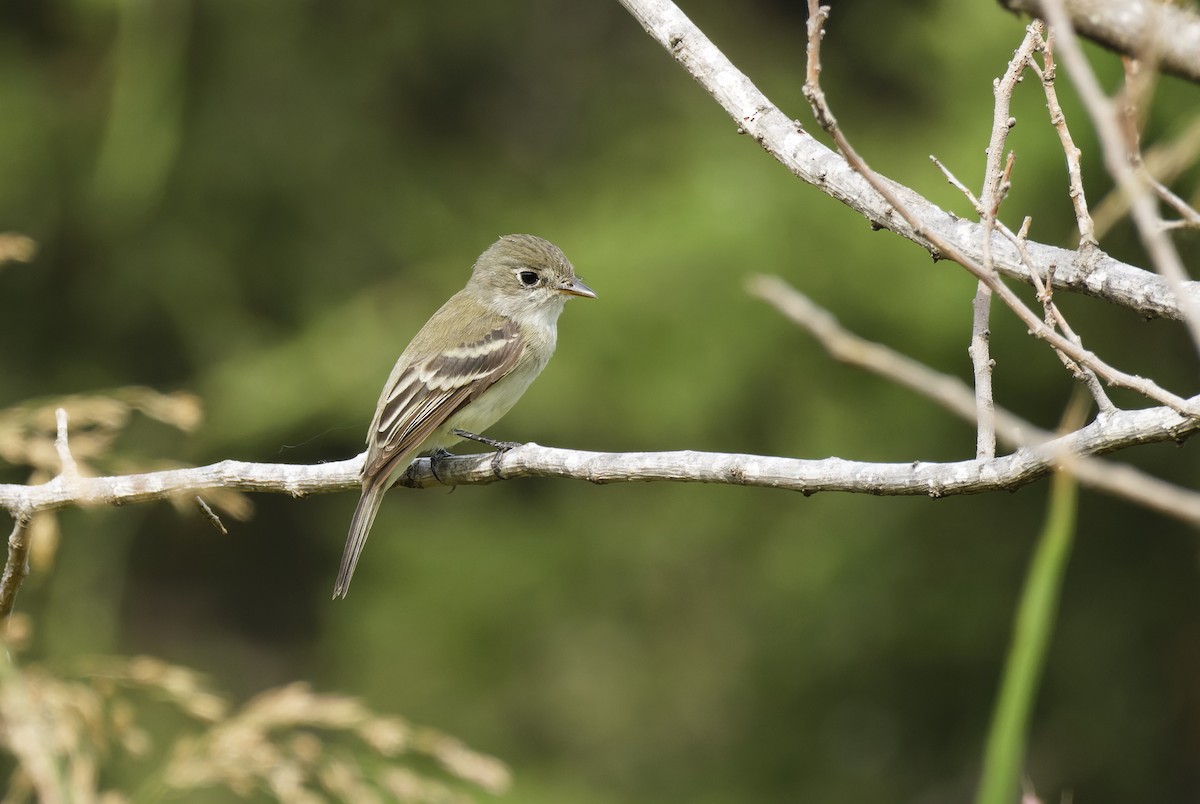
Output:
[{"xmin": 363, "ymin": 318, "xmax": 525, "ymax": 484}]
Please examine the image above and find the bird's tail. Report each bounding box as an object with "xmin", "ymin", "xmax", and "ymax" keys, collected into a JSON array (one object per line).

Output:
[{"xmin": 333, "ymin": 482, "xmax": 387, "ymax": 599}]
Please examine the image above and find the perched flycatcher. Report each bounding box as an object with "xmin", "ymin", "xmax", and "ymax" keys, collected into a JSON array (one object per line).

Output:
[{"xmin": 333, "ymin": 234, "xmax": 595, "ymax": 598}]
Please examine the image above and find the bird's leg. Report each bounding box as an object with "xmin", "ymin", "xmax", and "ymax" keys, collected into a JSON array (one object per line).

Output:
[
  {"xmin": 452, "ymin": 429, "xmax": 522, "ymax": 451},
  {"xmin": 452, "ymin": 429, "xmax": 520, "ymax": 479}
]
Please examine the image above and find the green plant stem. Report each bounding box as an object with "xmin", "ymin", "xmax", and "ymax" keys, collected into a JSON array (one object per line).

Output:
[{"xmin": 975, "ymin": 469, "xmax": 1078, "ymax": 804}]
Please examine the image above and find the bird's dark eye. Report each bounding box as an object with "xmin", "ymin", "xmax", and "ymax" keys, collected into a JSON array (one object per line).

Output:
[{"xmin": 517, "ymin": 270, "xmax": 539, "ymax": 287}]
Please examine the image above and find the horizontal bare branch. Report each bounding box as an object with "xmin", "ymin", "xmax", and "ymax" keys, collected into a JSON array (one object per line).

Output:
[
  {"xmin": 0, "ymin": 456, "xmax": 362, "ymax": 515},
  {"xmin": 616, "ymin": 0, "xmax": 1200, "ymax": 321},
  {"xmin": 1, "ymin": 402, "xmax": 1196, "ymax": 518}
]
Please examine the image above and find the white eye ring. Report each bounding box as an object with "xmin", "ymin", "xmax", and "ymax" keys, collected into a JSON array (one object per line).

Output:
[{"xmin": 517, "ymin": 270, "xmax": 540, "ymax": 287}]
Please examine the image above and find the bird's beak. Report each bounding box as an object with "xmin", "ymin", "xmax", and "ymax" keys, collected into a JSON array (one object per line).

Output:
[{"xmin": 560, "ymin": 278, "xmax": 597, "ymax": 299}]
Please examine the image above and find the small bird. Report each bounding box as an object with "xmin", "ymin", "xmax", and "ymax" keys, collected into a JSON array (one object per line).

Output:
[{"xmin": 333, "ymin": 234, "xmax": 595, "ymax": 598}]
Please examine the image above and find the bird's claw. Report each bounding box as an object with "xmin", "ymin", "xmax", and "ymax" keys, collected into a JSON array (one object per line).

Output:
[{"xmin": 428, "ymin": 447, "xmax": 454, "ymax": 485}]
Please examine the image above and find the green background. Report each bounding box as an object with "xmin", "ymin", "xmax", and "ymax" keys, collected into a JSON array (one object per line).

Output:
[{"xmin": 2, "ymin": 0, "xmax": 1199, "ymax": 801}]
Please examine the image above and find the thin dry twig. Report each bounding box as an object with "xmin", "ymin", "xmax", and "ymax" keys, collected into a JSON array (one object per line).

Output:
[
  {"xmin": 969, "ymin": 279, "xmax": 998, "ymax": 458},
  {"xmin": 0, "ymin": 515, "xmax": 32, "ymax": 619},
  {"xmin": 1039, "ymin": 0, "xmax": 1200, "ymax": 357},
  {"xmin": 52, "ymin": 410, "xmax": 78, "ymax": 481},
  {"xmin": 1032, "ymin": 28, "xmax": 1099, "ymax": 252},
  {"xmin": 970, "ymin": 24, "xmax": 1044, "ymax": 459},
  {"xmin": 194, "ymin": 497, "xmax": 228, "ymax": 536},
  {"xmin": 1013, "ymin": 222, "xmax": 1118, "ymax": 413}
]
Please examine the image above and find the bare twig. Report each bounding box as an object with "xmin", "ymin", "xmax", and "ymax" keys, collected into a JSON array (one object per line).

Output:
[
  {"xmin": 748, "ymin": 275, "xmax": 1199, "ymax": 524},
  {"xmin": 931, "ymin": 156, "xmax": 981, "ymax": 211},
  {"xmin": 969, "ymin": 281, "xmax": 998, "ymax": 459},
  {"xmin": 1032, "ymin": 29, "xmax": 1099, "ymax": 252},
  {"xmin": 970, "ymin": 25, "xmax": 1044, "ymax": 459},
  {"xmin": 803, "ymin": 3, "xmax": 835, "ymax": 131},
  {"xmin": 0, "ymin": 456, "xmax": 362, "ymax": 516},
  {"xmin": 0, "ymin": 515, "xmax": 31, "ymax": 619},
  {"xmin": 53, "ymin": 410, "xmax": 78, "ymax": 480},
  {"xmin": 1014, "ymin": 223, "xmax": 1118, "ymax": 414},
  {"xmin": 1040, "ymin": 0, "xmax": 1200, "ymax": 358},
  {"xmin": 194, "ymin": 497, "xmax": 228, "ymax": 536}
]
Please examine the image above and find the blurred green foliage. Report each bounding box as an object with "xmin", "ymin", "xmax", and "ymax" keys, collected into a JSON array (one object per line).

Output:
[{"xmin": 2, "ymin": 0, "xmax": 1199, "ymax": 801}]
